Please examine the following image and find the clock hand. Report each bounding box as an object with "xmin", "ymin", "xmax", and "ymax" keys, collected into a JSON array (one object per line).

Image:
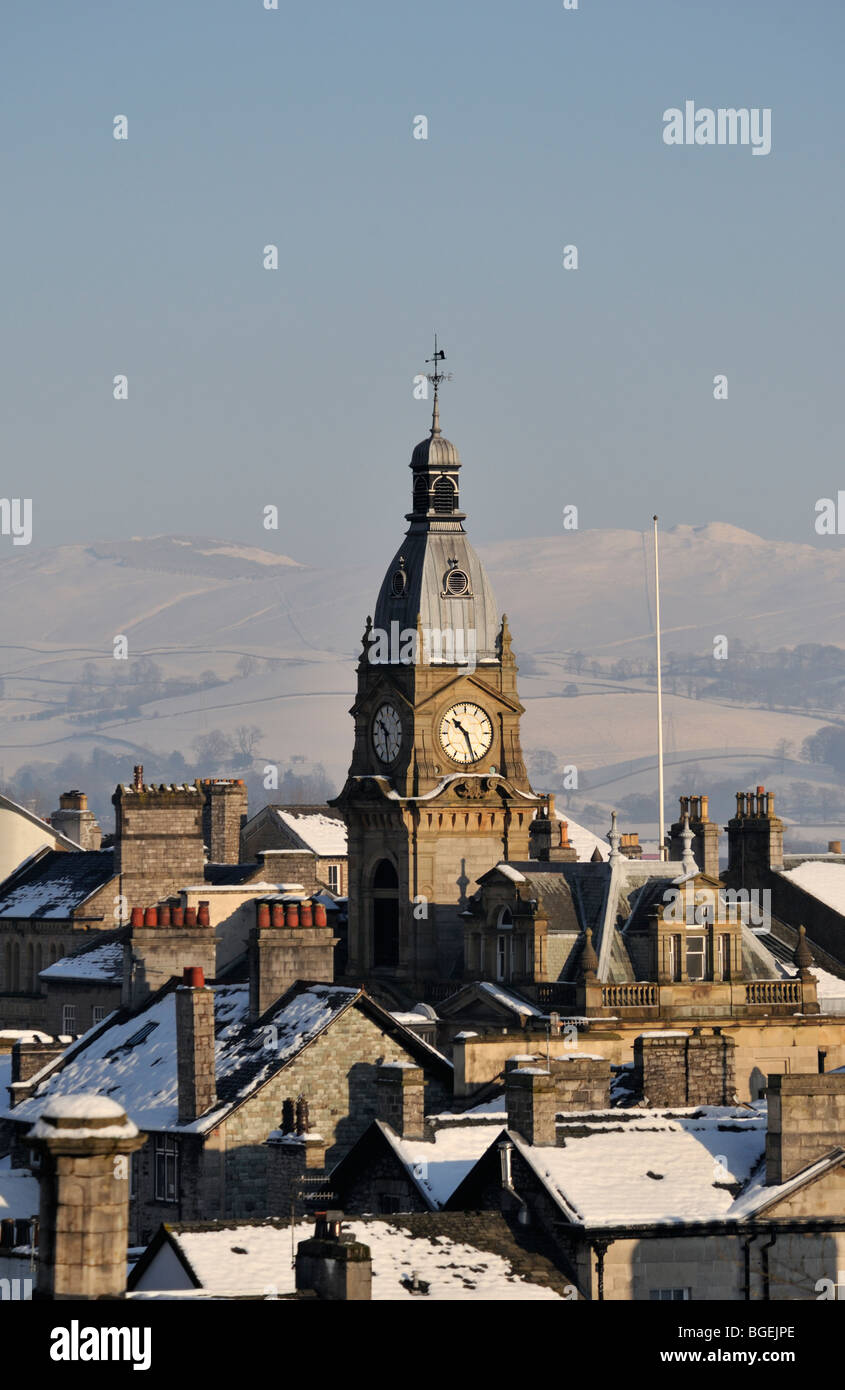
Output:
[{"xmin": 450, "ymin": 719, "xmax": 474, "ymax": 758}]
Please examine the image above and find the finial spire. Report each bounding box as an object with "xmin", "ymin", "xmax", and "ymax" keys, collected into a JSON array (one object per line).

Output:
[
  {"xmin": 608, "ymin": 810, "xmax": 622, "ymax": 863},
  {"xmin": 680, "ymin": 813, "xmax": 697, "ymax": 876},
  {"xmin": 425, "ymin": 334, "xmax": 449, "ymax": 437}
]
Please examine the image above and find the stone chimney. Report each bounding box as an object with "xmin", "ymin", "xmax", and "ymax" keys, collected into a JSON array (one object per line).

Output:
[
  {"xmin": 619, "ymin": 831, "xmax": 643, "ymax": 860},
  {"xmin": 248, "ymin": 897, "xmax": 337, "ymax": 1023},
  {"xmin": 267, "ymin": 1095, "xmax": 327, "ymax": 1217},
  {"xmin": 123, "ymin": 900, "xmax": 216, "ymax": 1008},
  {"xmin": 669, "ymin": 795, "xmax": 720, "ymax": 878},
  {"xmin": 27, "ymin": 1095, "xmax": 144, "ymax": 1299},
  {"xmin": 726, "ymin": 786, "xmax": 783, "ymax": 884},
  {"xmin": 549, "ymin": 1054, "xmax": 611, "ymax": 1110},
  {"xmin": 376, "ymin": 1062, "xmax": 425, "ymax": 1139},
  {"xmin": 634, "ymin": 1029, "xmax": 736, "ymax": 1107},
  {"xmin": 50, "ymin": 790, "xmax": 103, "ymax": 851},
  {"xmin": 175, "ymin": 966, "xmax": 217, "ymax": 1124},
  {"xmin": 295, "ymin": 1212, "xmax": 372, "ymax": 1301},
  {"xmin": 505, "ymin": 1067, "xmax": 557, "ymax": 1146},
  {"xmin": 112, "ymin": 769, "xmax": 205, "ymax": 907},
  {"xmin": 529, "ymin": 797, "xmax": 578, "ymax": 863},
  {"xmin": 766, "ymin": 1073, "xmax": 845, "ymax": 1185},
  {"xmin": 200, "ymin": 779, "xmax": 248, "ymax": 865}
]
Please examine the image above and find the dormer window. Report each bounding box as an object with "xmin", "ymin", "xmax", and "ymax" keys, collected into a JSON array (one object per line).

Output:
[{"xmin": 391, "ymin": 569, "xmax": 407, "ymax": 596}]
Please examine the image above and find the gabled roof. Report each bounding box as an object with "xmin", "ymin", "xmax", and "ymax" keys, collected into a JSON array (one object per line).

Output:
[
  {"xmin": 0, "ymin": 791, "xmax": 82, "ymax": 852},
  {"xmin": 128, "ymin": 1212, "xmax": 575, "ymax": 1300},
  {"xmin": 331, "ymin": 1115, "xmax": 501, "ymax": 1210},
  {"xmin": 274, "ymin": 809, "xmax": 347, "ymax": 857},
  {"xmin": 435, "ymin": 980, "xmax": 545, "ymax": 1023},
  {"xmin": 0, "ymin": 849, "xmax": 115, "ymax": 920},
  {"xmin": 39, "ymin": 927, "xmax": 127, "ymax": 985},
  {"xmin": 451, "ymin": 1108, "xmax": 772, "ymax": 1230},
  {"xmin": 5, "ymin": 979, "xmax": 451, "ymax": 1136}
]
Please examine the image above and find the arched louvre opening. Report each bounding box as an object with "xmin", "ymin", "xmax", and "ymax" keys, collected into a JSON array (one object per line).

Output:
[
  {"xmin": 372, "ymin": 859, "xmax": 399, "ymax": 968},
  {"xmin": 432, "ymin": 476, "xmax": 456, "ymax": 514},
  {"xmin": 413, "ymin": 477, "xmax": 429, "ymax": 513}
]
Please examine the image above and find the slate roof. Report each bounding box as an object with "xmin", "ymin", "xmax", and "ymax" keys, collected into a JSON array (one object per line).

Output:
[
  {"xmin": 0, "ymin": 850, "xmax": 115, "ymax": 920},
  {"xmin": 4, "ymin": 980, "xmax": 451, "ymax": 1136},
  {"xmin": 39, "ymin": 927, "xmax": 128, "ymax": 985},
  {"xmin": 128, "ymin": 1212, "xmax": 576, "ymax": 1299}
]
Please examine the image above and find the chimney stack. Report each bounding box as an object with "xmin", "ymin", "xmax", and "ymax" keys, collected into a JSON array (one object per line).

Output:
[
  {"xmin": 766, "ymin": 1073, "xmax": 845, "ymax": 1185},
  {"xmin": 175, "ymin": 966, "xmax": 217, "ymax": 1124},
  {"xmin": 726, "ymin": 785, "xmax": 783, "ymax": 885},
  {"xmin": 49, "ymin": 790, "xmax": 103, "ymax": 851},
  {"xmin": 248, "ymin": 897, "xmax": 338, "ymax": 1023},
  {"xmin": 27, "ymin": 1096, "xmax": 144, "ymax": 1299},
  {"xmin": 376, "ymin": 1062, "xmax": 426, "ymax": 1139},
  {"xmin": 668, "ymin": 795, "xmax": 720, "ymax": 877},
  {"xmin": 295, "ymin": 1213, "xmax": 372, "ymax": 1301},
  {"xmin": 505, "ymin": 1067, "xmax": 557, "ymax": 1146},
  {"xmin": 200, "ymin": 778, "xmax": 248, "ymax": 865},
  {"xmin": 112, "ymin": 770, "xmax": 205, "ymax": 906}
]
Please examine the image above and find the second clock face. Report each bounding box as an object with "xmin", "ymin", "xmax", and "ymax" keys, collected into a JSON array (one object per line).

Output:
[
  {"xmin": 439, "ymin": 702, "xmax": 493, "ymax": 765},
  {"xmin": 372, "ymin": 703, "xmax": 402, "ymax": 763}
]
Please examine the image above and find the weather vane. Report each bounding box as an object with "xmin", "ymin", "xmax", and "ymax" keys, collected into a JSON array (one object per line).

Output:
[{"xmin": 425, "ymin": 334, "xmax": 453, "ymax": 397}]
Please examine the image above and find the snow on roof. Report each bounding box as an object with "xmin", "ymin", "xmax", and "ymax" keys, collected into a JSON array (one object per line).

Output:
[
  {"xmin": 6, "ymin": 983, "xmax": 362, "ymax": 1135},
  {"xmin": 382, "ymin": 1122, "xmax": 502, "ymax": 1208},
  {"xmin": 493, "ymin": 863, "xmax": 526, "ymax": 883},
  {"xmin": 143, "ymin": 1219, "xmax": 566, "ymax": 1300},
  {"xmin": 275, "ymin": 811, "xmax": 347, "ymax": 857},
  {"xmin": 0, "ymin": 850, "xmax": 114, "ymax": 919},
  {"xmin": 514, "ymin": 1110, "xmax": 766, "ymax": 1228},
  {"xmin": 476, "ymin": 981, "xmax": 544, "ymax": 1016},
  {"xmin": 0, "ymin": 1158, "xmax": 39, "ymax": 1222},
  {"xmin": 40, "ymin": 940, "xmax": 124, "ymax": 984},
  {"xmin": 554, "ymin": 813, "xmax": 609, "ymax": 863},
  {"xmin": 780, "ymin": 861, "xmax": 845, "ymax": 916}
]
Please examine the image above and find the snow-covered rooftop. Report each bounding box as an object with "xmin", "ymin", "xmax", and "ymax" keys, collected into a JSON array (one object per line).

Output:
[
  {"xmin": 513, "ymin": 1108, "xmax": 767, "ymax": 1228},
  {"xmin": 132, "ymin": 1218, "xmax": 568, "ymax": 1300},
  {"xmin": 0, "ymin": 850, "xmax": 114, "ymax": 920},
  {"xmin": 40, "ymin": 940, "xmax": 124, "ymax": 984},
  {"xmin": 275, "ymin": 810, "xmax": 347, "ymax": 857},
  {"xmin": 5, "ymin": 982, "xmax": 448, "ymax": 1136},
  {"xmin": 780, "ymin": 861, "xmax": 845, "ymax": 916}
]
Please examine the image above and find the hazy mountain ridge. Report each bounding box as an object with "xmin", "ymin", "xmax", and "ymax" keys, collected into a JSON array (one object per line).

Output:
[{"xmin": 0, "ymin": 526, "xmax": 841, "ymax": 795}]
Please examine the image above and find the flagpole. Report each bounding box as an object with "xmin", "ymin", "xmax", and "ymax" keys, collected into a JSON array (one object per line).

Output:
[{"xmin": 653, "ymin": 515, "xmax": 666, "ymax": 860}]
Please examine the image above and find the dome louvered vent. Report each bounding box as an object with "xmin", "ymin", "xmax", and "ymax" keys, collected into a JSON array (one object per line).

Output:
[
  {"xmin": 433, "ymin": 476, "xmax": 456, "ymax": 513},
  {"xmin": 445, "ymin": 568, "xmax": 469, "ymax": 596},
  {"xmin": 413, "ymin": 477, "xmax": 429, "ymax": 513}
]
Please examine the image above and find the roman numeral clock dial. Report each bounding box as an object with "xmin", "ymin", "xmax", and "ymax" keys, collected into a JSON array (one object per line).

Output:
[
  {"xmin": 372, "ymin": 703, "xmax": 402, "ymax": 763},
  {"xmin": 439, "ymin": 702, "xmax": 493, "ymax": 765}
]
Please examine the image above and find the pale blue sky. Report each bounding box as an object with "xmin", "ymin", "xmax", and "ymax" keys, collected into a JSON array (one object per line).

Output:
[{"xmin": 3, "ymin": 0, "xmax": 843, "ymax": 563}]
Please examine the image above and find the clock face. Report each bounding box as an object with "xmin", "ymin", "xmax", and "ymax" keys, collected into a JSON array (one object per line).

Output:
[
  {"xmin": 439, "ymin": 702, "xmax": 493, "ymax": 765},
  {"xmin": 372, "ymin": 703, "xmax": 402, "ymax": 763}
]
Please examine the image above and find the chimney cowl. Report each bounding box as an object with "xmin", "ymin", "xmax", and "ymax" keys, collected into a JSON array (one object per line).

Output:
[{"xmin": 181, "ymin": 966, "xmax": 206, "ymax": 988}]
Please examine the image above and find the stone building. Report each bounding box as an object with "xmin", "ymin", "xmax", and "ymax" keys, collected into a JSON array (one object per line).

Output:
[
  {"xmin": 331, "ymin": 384, "xmax": 540, "ymax": 991},
  {"xmin": 0, "ymin": 790, "xmax": 84, "ymax": 886},
  {"xmin": 3, "ymin": 904, "xmax": 452, "ymax": 1243},
  {"xmin": 240, "ymin": 804, "xmax": 347, "ymax": 895},
  {"xmin": 448, "ymin": 1068, "xmax": 845, "ymax": 1301}
]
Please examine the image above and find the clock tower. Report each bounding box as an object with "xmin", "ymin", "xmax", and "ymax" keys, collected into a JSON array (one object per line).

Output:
[{"xmin": 331, "ymin": 354, "xmax": 538, "ymax": 990}]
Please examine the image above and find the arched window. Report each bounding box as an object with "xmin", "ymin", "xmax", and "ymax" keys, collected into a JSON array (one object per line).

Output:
[
  {"xmin": 433, "ymin": 476, "xmax": 456, "ymax": 514},
  {"xmin": 372, "ymin": 859, "xmax": 399, "ymax": 968},
  {"xmin": 413, "ymin": 477, "xmax": 429, "ymax": 513},
  {"xmin": 496, "ymin": 906, "xmax": 513, "ymax": 928},
  {"xmin": 27, "ymin": 943, "xmax": 35, "ymax": 992}
]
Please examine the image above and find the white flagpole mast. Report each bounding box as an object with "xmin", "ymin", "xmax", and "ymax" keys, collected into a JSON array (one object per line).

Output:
[{"xmin": 653, "ymin": 515, "xmax": 666, "ymax": 860}]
